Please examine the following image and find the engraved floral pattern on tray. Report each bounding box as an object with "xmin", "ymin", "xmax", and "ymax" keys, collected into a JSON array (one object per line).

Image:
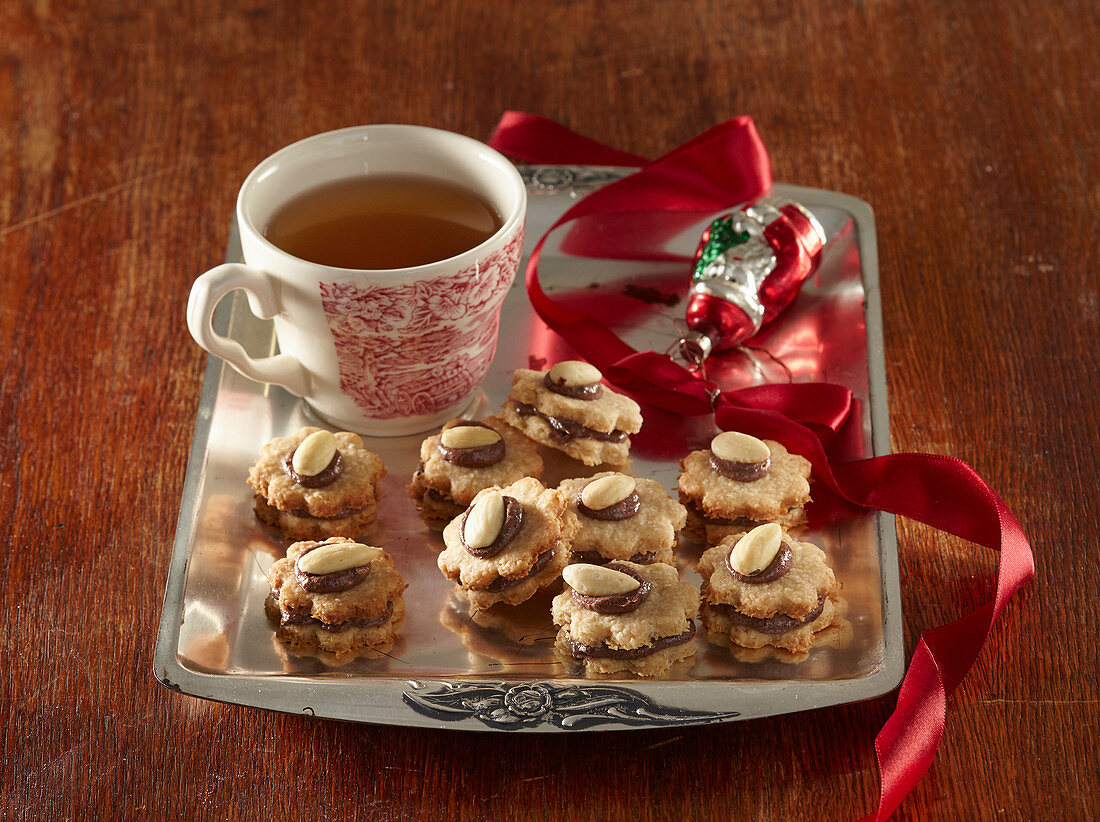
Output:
[
  {"xmin": 403, "ymin": 680, "xmax": 741, "ymax": 730},
  {"xmin": 318, "ymin": 227, "xmax": 525, "ymax": 419}
]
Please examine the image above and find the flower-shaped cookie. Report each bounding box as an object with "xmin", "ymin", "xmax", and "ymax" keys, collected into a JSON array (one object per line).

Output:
[
  {"xmin": 248, "ymin": 427, "xmax": 385, "ymax": 540},
  {"xmin": 409, "ymin": 415, "xmax": 543, "ymax": 525},
  {"xmin": 552, "ymin": 561, "xmax": 699, "ymax": 677},
  {"xmin": 437, "ymin": 477, "xmax": 579, "ymax": 611},
  {"xmin": 697, "ymin": 524, "xmax": 839, "ymax": 653},
  {"xmin": 500, "ymin": 361, "xmax": 642, "ymax": 466},
  {"xmin": 557, "ymin": 472, "xmax": 687, "ymax": 566},
  {"xmin": 678, "ymin": 431, "xmax": 810, "ymax": 543},
  {"xmin": 265, "ymin": 537, "xmax": 407, "ymax": 657}
]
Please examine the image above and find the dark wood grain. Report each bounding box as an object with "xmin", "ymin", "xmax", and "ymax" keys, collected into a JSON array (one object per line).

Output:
[{"xmin": 2, "ymin": 0, "xmax": 1096, "ymax": 819}]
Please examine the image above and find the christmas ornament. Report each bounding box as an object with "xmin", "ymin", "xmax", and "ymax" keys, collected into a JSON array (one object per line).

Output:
[{"xmin": 678, "ymin": 196, "xmax": 828, "ymax": 366}]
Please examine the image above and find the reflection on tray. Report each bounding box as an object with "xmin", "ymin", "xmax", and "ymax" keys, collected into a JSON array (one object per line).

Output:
[{"xmin": 440, "ymin": 588, "xmax": 561, "ymax": 669}]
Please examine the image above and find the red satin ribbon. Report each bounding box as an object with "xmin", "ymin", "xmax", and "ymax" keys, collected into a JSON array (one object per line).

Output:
[{"xmin": 488, "ymin": 112, "xmax": 1034, "ymax": 821}]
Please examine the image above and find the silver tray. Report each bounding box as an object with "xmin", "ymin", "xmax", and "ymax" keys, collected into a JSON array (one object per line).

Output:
[{"xmin": 155, "ymin": 167, "xmax": 903, "ymax": 732}]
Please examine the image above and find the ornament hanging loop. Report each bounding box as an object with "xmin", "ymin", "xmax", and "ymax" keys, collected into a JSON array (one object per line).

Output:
[{"xmin": 666, "ymin": 322, "xmax": 710, "ymax": 380}]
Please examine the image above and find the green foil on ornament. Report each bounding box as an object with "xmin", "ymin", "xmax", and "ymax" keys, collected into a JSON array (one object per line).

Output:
[{"xmin": 692, "ymin": 217, "xmax": 750, "ymax": 282}]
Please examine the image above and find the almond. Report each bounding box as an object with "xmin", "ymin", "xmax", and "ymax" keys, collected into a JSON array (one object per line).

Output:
[
  {"xmin": 547, "ymin": 360, "xmax": 602, "ymax": 388},
  {"xmin": 464, "ymin": 490, "xmax": 506, "ymax": 550},
  {"xmin": 297, "ymin": 541, "xmax": 381, "ymax": 575},
  {"xmin": 710, "ymin": 431, "xmax": 770, "ymax": 464},
  {"xmin": 580, "ymin": 474, "xmax": 636, "ymax": 510},
  {"xmin": 440, "ymin": 425, "xmax": 502, "ymax": 450},
  {"xmin": 292, "ymin": 430, "xmax": 338, "ymax": 476},
  {"xmin": 729, "ymin": 523, "xmax": 783, "ymax": 576},
  {"xmin": 563, "ymin": 563, "xmax": 641, "ymax": 596}
]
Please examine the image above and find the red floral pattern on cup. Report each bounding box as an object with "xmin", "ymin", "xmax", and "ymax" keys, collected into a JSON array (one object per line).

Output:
[{"xmin": 319, "ymin": 228, "xmax": 524, "ymax": 420}]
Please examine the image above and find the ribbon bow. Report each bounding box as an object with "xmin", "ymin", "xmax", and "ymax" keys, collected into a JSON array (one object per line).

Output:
[{"xmin": 489, "ymin": 111, "xmax": 1034, "ymax": 821}]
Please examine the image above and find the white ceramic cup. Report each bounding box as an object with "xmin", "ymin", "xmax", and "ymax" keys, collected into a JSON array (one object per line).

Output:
[{"xmin": 186, "ymin": 125, "xmax": 527, "ymax": 436}]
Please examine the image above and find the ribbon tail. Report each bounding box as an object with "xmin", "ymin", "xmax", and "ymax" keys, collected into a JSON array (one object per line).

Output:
[{"xmin": 831, "ymin": 455, "xmax": 1033, "ymax": 820}]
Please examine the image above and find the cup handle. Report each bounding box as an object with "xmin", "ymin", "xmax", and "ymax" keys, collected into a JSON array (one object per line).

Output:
[{"xmin": 186, "ymin": 263, "xmax": 310, "ymax": 396}]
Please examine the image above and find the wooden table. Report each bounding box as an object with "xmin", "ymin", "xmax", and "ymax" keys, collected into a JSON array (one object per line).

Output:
[{"xmin": 3, "ymin": 1, "xmax": 1095, "ymax": 819}]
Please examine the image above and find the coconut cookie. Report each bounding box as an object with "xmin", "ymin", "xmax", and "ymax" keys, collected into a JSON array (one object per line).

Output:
[
  {"xmin": 678, "ymin": 431, "xmax": 811, "ymax": 543},
  {"xmin": 557, "ymin": 472, "xmax": 687, "ymax": 566},
  {"xmin": 552, "ymin": 561, "xmax": 699, "ymax": 677},
  {"xmin": 409, "ymin": 416, "xmax": 543, "ymax": 525},
  {"xmin": 265, "ymin": 538, "xmax": 407, "ymax": 657},
  {"xmin": 500, "ymin": 361, "xmax": 643, "ymax": 466},
  {"xmin": 698, "ymin": 524, "xmax": 840, "ymax": 653},
  {"xmin": 248, "ymin": 427, "xmax": 385, "ymax": 540},
  {"xmin": 437, "ymin": 477, "xmax": 578, "ymax": 612}
]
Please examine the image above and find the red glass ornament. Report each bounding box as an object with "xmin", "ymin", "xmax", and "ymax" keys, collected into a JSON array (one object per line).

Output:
[{"xmin": 680, "ymin": 197, "xmax": 827, "ymax": 365}]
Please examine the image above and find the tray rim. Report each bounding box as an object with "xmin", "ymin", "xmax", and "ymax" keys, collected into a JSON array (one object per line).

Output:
[{"xmin": 154, "ymin": 169, "xmax": 903, "ymax": 732}]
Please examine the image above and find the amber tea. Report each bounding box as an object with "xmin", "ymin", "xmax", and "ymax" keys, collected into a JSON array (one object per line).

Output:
[{"xmin": 264, "ymin": 175, "xmax": 503, "ymax": 269}]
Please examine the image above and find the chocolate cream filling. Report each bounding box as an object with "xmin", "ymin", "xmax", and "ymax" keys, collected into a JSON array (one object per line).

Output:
[
  {"xmin": 571, "ymin": 549, "xmax": 657, "ymax": 565},
  {"xmin": 294, "ymin": 562, "xmax": 371, "ymax": 595},
  {"xmin": 512, "ymin": 401, "xmax": 627, "ymax": 444},
  {"xmin": 725, "ymin": 541, "xmax": 793, "ymax": 584},
  {"xmin": 423, "ymin": 486, "xmax": 458, "ymax": 505},
  {"xmin": 258, "ymin": 496, "xmax": 367, "ymax": 521},
  {"xmin": 564, "ymin": 620, "xmax": 696, "ymax": 660},
  {"xmin": 543, "ymin": 372, "xmax": 603, "ymax": 400},
  {"xmin": 478, "ymin": 548, "xmax": 556, "ymax": 593},
  {"xmin": 570, "ymin": 563, "xmax": 651, "ymax": 614},
  {"xmin": 711, "ymin": 597, "xmax": 826, "ymax": 635},
  {"xmin": 708, "ymin": 451, "xmax": 770, "ymax": 482},
  {"xmin": 461, "ymin": 495, "xmax": 524, "ymax": 558},
  {"xmin": 284, "ymin": 449, "xmax": 344, "ymax": 488},
  {"xmin": 279, "ymin": 601, "xmax": 395, "ymax": 633},
  {"xmin": 438, "ymin": 421, "xmax": 505, "ymax": 468},
  {"xmin": 684, "ymin": 500, "xmax": 759, "ymax": 528},
  {"xmin": 577, "ymin": 491, "xmax": 641, "ymax": 521}
]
